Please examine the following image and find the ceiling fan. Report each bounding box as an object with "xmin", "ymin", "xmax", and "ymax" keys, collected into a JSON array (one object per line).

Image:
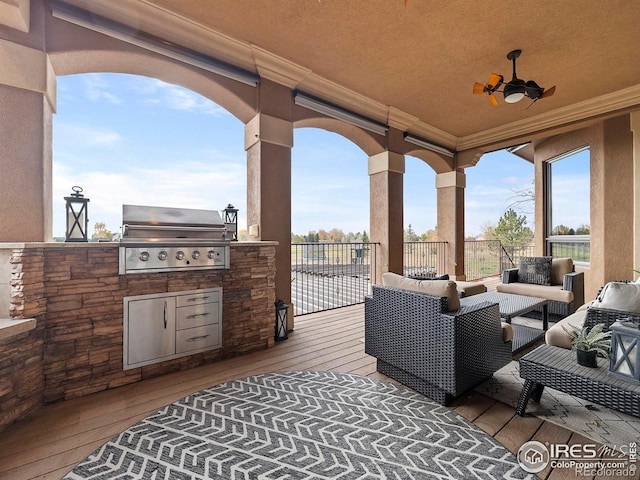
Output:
[{"xmin": 473, "ymin": 49, "xmax": 556, "ymax": 108}]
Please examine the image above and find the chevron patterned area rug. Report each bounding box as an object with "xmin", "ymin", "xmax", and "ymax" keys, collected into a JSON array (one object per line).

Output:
[
  {"xmin": 475, "ymin": 361, "xmax": 640, "ymax": 449},
  {"xmin": 63, "ymin": 371, "xmax": 535, "ymax": 479}
]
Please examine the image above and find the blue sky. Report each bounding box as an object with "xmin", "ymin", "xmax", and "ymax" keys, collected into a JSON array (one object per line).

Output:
[{"xmin": 52, "ymin": 73, "xmax": 588, "ymax": 239}]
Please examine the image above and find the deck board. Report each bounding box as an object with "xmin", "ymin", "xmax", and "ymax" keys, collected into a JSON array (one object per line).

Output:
[{"xmin": 0, "ymin": 299, "xmax": 578, "ymax": 479}]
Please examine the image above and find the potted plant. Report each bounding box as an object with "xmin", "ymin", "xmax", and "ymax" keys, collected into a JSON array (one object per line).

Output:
[{"xmin": 562, "ymin": 323, "xmax": 611, "ymax": 367}]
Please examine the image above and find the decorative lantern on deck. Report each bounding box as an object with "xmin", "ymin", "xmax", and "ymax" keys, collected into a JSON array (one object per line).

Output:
[
  {"xmin": 609, "ymin": 320, "xmax": 640, "ymax": 384},
  {"xmin": 65, "ymin": 186, "xmax": 90, "ymax": 242},
  {"xmin": 275, "ymin": 299, "xmax": 289, "ymax": 341},
  {"xmin": 224, "ymin": 204, "xmax": 238, "ymax": 241}
]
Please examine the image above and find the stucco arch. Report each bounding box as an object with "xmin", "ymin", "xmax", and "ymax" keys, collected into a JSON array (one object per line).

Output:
[
  {"xmin": 46, "ymin": 20, "xmax": 257, "ymax": 123},
  {"xmin": 403, "ymin": 147, "xmax": 454, "ymax": 174},
  {"xmin": 293, "ymin": 114, "xmax": 386, "ymax": 157}
]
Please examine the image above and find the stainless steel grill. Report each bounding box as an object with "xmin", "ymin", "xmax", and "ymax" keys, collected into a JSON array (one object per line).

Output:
[{"xmin": 118, "ymin": 205, "xmax": 230, "ymax": 274}]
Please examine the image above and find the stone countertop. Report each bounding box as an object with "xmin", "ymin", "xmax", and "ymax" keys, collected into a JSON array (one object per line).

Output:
[
  {"xmin": 0, "ymin": 318, "xmax": 36, "ymax": 340},
  {"xmin": 0, "ymin": 241, "xmax": 278, "ymax": 248}
]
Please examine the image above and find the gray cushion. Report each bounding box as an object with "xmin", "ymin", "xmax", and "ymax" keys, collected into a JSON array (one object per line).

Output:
[
  {"xmin": 518, "ymin": 256, "xmax": 552, "ymax": 286},
  {"xmin": 381, "ymin": 272, "xmax": 460, "ymax": 311}
]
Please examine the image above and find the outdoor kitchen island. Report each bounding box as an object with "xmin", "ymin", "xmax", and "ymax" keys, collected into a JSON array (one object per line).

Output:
[{"xmin": 0, "ymin": 241, "xmax": 277, "ymax": 431}]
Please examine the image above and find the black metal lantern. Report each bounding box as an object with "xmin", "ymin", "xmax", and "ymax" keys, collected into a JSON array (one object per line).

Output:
[
  {"xmin": 275, "ymin": 299, "xmax": 289, "ymax": 341},
  {"xmin": 223, "ymin": 204, "xmax": 238, "ymax": 241},
  {"xmin": 609, "ymin": 320, "xmax": 640, "ymax": 384},
  {"xmin": 65, "ymin": 186, "xmax": 90, "ymax": 242}
]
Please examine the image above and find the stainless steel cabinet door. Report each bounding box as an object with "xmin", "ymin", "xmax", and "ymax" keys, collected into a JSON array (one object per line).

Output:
[{"xmin": 126, "ymin": 296, "xmax": 176, "ymax": 366}]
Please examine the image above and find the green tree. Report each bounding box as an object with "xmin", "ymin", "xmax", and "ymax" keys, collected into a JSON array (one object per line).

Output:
[
  {"xmin": 575, "ymin": 224, "xmax": 590, "ymax": 235},
  {"xmin": 552, "ymin": 224, "xmax": 570, "ymax": 235},
  {"xmin": 361, "ymin": 230, "xmax": 369, "ymax": 243},
  {"xmin": 404, "ymin": 224, "xmax": 419, "ymax": 242},
  {"xmin": 493, "ymin": 208, "xmax": 533, "ymax": 247},
  {"xmin": 420, "ymin": 227, "xmax": 438, "ymax": 241}
]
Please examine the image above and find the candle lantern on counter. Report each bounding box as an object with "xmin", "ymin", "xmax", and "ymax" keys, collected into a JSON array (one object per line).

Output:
[
  {"xmin": 224, "ymin": 204, "xmax": 238, "ymax": 241},
  {"xmin": 65, "ymin": 186, "xmax": 90, "ymax": 242}
]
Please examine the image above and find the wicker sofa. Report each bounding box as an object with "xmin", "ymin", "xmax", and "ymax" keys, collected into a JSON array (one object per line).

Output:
[
  {"xmin": 364, "ymin": 277, "xmax": 513, "ymax": 406},
  {"xmin": 496, "ymin": 257, "xmax": 584, "ymax": 320},
  {"xmin": 546, "ymin": 281, "xmax": 640, "ymax": 349}
]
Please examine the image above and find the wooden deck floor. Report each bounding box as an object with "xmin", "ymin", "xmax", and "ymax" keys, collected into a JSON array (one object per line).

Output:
[{"xmin": 0, "ymin": 290, "xmax": 620, "ymax": 480}]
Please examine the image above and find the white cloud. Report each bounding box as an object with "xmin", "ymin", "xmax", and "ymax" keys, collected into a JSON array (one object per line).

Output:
[
  {"xmin": 55, "ymin": 123, "xmax": 125, "ymax": 148},
  {"xmin": 52, "ymin": 160, "xmax": 247, "ymax": 238},
  {"xmin": 133, "ymin": 77, "xmax": 230, "ymax": 116},
  {"xmin": 83, "ymin": 75, "xmax": 122, "ymax": 104}
]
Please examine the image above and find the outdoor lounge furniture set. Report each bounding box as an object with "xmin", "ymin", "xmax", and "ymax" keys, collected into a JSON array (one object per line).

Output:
[
  {"xmin": 518, "ymin": 280, "xmax": 640, "ymax": 417},
  {"xmin": 365, "ymin": 258, "xmax": 640, "ymax": 417}
]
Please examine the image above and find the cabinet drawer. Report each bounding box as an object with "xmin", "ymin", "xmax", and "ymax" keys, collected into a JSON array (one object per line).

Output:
[
  {"xmin": 176, "ymin": 302, "xmax": 219, "ymax": 330},
  {"xmin": 176, "ymin": 290, "xmax": 219, "ymax": 307},
  {"xmin": 176, "ymin": 324, "xmax": 220, "ymax": 354}
]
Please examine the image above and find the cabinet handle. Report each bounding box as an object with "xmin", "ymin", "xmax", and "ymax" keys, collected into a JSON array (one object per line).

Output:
[
  {"xmin": 186, "ymin": 334, "xmax": 210, "ymax": 342},
  {"xmin": 187, "ymin": 296, "xmax": 210, "ymax": 302},
  {"xmin": 186, "ymin": 312, "xmax": 210, "ymax": 320},
  {"xmin": 163, "ymin": 301, "xmax": 168, "ymax": 329}
]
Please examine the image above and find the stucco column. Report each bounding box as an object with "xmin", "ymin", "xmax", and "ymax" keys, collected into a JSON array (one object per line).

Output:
[
  {"xmin": 369, "ymin": 151, "xmax": 404, "ymax": 284},
  {"xmin": 0, "ymin": 35, "xmax": 56, "ymax": 241},
  {"xmin": 631, "ymin": 110, "xmax": 640, "ymax": 273},
  {"xmin": 244, "ymin": 83, "xmax": 293, "ymax": 314},
  {"xmin": 436, "ymin": 171, "xmax": 466, "ymax": 280}
]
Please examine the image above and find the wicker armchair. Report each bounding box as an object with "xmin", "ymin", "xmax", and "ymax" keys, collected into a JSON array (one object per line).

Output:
[
  {"xmin": 364, "ymin": 285, "xmax": 512, "ymax": 406},
  {"xmin": 497, "ymin": 259, "xmax": 584, "ymax": 320}
]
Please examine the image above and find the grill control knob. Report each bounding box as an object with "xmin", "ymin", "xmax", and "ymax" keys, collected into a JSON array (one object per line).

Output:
[
  {"xmin": 192, "ymin": 250, "xmax": 201, "ymax": 260},
  {"xmin": 176, "ymin": 250, "xmax": 185, "ymax": 260},
  {"xmin": 207, "ymin": 250, "xmax": 219, "ymax": 259},
  {"xmin": 158, "ymin": 250, "xmax": 168, "ymax": 261},
  {"xmin": 139, "ymin": 251, "xmax": 150, "ymax": 261}
]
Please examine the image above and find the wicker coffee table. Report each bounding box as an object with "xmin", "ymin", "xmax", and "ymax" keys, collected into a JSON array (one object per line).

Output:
[
  {"xmin": 460, "ymin": 291, "xmax": 548, "ymax": 353},
  {"xmin": 517, "ymin": 345, "xmax": 640, "ymax": 417}
]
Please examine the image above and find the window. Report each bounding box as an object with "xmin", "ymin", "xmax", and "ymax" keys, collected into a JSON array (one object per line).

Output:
[{"xmin": 545, "ymin": 147, "xmax": 590, "ymax": 264}]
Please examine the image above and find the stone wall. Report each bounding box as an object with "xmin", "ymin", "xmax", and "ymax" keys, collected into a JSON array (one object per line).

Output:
[
  {"xmin": 0, "ymin": 243, "xmax": 276, "ymax": 431},
  {"xmin": 0, "ymin": 249, "xmax": 46, "ymax": 430}
]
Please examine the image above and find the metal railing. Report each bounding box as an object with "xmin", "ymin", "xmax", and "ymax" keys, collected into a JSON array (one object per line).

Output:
[
  {"xmin": 547, "ymin": 235, "xmax": 590, "ymax": 264},
  {"xmin": 291, "ymin": 242, "xmax": 377, "ymax": 315},
  {"xmin": 403, "ymin": 241, "xmax": 447, "ymax": 278},
  {"xmin": 291, "ymin": 239, "xmax": 588, "ymax": 315},
  {"xmin": 464, "ymin": 241, "xmax": 536, "ymax": 280}
]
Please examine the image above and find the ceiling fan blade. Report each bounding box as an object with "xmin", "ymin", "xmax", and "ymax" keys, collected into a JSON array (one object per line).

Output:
[
  {"xmin": 473, "ymin": 82, "xmax": 486, "ymax": 94},
  {"xmin": 525, "ymin": 80, "xmax": 543, "ymax": 99},
  {"xmin": 541, "ymin": 85, "xmax": 556, "ymax": 98},
  {"xmin": 488, "ymin": 93, "xmax": 498, "ymax": 106},
  {"xmin": 488, "ymin": 73, "xmax": 502, "ymax": 88}
]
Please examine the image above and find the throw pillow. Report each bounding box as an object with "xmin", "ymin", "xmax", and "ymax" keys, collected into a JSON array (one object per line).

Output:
[
  {"xmin": 596, "ymin": 281, "xmax": 640, "ymax": 313},
  {"xmin": 518, "ymin": 256, "xmax": 552, "ymax": 286}
]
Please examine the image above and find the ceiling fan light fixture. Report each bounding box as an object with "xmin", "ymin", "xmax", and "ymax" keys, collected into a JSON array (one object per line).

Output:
[{"xmin": 503, "ymin": 79, "xmax": 526, "ymax": 103}]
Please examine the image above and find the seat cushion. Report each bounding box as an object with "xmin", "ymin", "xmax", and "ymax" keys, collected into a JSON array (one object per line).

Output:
[
  {"xmin": 501, "ymin": 322, "xmax": 513, "ymax": 343},
  {"xmin": 544, "ymin": 301, "xmax": 593, "ymax": 349},
  {"xmin": 381, "ymin": 272, "xmax": 460, "ymax": 311},
  {"xmin": 496, "ymin": 282, "xmax": 574, "ymax": 304},
  {"xmin": 551, "ymin": 258, "xmax": 573, "ymax": 286}
]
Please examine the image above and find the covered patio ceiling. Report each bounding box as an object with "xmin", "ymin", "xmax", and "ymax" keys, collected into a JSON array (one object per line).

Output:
[{"xmin": 58, "ymin": 0, "xmax": 640, "ymax": 152}]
